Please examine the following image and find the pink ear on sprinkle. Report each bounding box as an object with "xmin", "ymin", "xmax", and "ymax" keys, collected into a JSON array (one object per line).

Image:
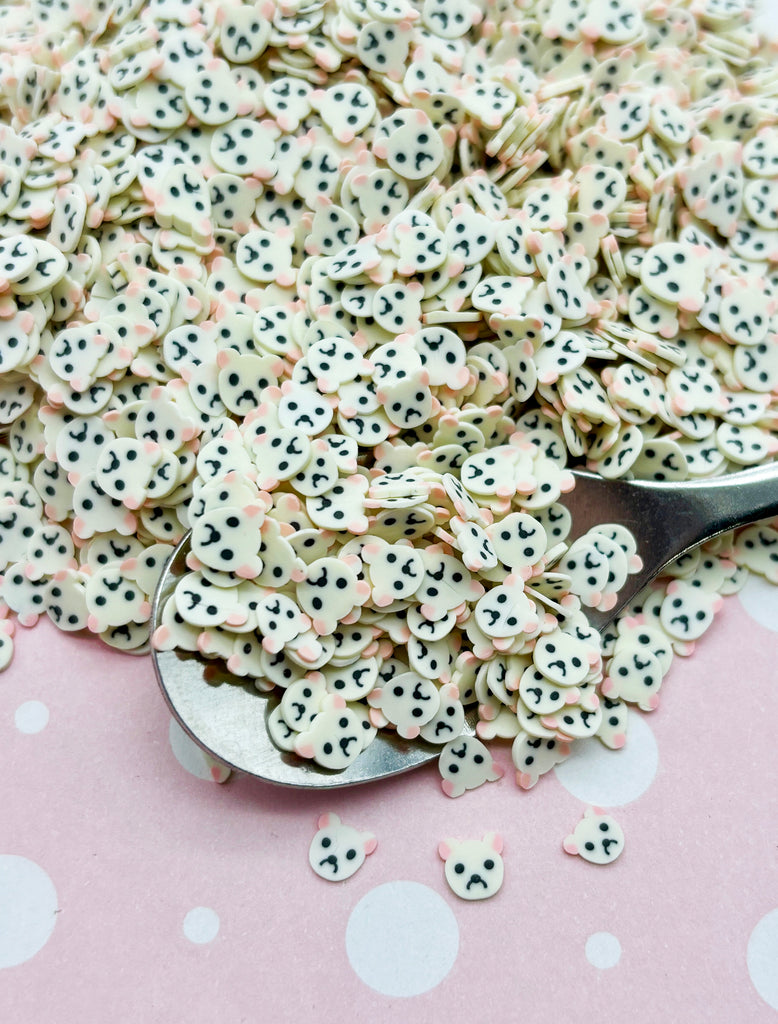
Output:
[
  {"xmin": 562, "ymin": 837, "xmax": 578, "ymax": 855},
  {"xmin": 317, "ymin": 812, "xmax": 337, "ymax": 829},
  {"xmin": 363, "ymin": 834, "xmax": 378, "ymax": 855},
  {"xmin": 261, "ymin": 634, "xmax": 282, "ymax": 655},
  {"xmin": 438, "ymin": 839, "xmax": 455, "ymax": 861},
  {"xmin": 225, "ymin": 611, "xmax": 248, "ymax": 628},
  {"xmin": 151, "ymin": 625, "xmax": 170, "ymax": 647},
  {"xmin": 484, "ymin": 832, "xmax": 504, "ymax": 854}
]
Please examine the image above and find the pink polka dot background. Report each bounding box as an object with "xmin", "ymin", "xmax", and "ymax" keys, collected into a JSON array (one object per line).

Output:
[
  {"xmin": 3, "ymin": 3, "xmax": 778, "ymax": 1018},
  {"xmin": 2, "ymin": 574, "xmax": 778, "ymax": 1022}
]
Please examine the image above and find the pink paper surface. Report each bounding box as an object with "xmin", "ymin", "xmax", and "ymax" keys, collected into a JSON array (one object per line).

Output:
[{"xmin": 2, "ymin": 581, "xmax": 778, "ymax": 1024}]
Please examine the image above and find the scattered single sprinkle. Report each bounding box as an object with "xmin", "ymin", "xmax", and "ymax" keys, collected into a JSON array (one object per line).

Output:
[
  {"xmin": 563, "ymin": 806, "xmax": 625, "ymax": 865},
  {"xmin": 439, "ymin": 833, "xmax": 505, "ymax": 900},
  {"xmin": 309, "ymin": 812, "xmax": 377, "ymax": 881}
]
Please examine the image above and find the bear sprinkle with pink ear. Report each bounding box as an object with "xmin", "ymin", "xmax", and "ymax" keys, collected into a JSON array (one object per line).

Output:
[
  {"xmin": 438, "ymin": 833, "xmax": 504, "ymax": 900},
  {"xmin": 309, "ymin": 813, "xmax": 377, "ymax": 881},
  {"xmin": 438, "ymin": 736, "xmax": 503, "ymax": 798},
  {"xmin": 563, "ymin": 807, "xmax": 624, "ymax": 865}
]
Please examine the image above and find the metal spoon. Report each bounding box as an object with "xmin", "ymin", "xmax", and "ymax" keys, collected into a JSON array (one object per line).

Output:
[{"xmin": 151, "ymin": 463, "xmax": 778, "ymax": 787}]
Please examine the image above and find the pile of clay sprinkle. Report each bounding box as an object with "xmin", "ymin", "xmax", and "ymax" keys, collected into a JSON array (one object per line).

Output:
[{"xmin": 1, "ymin": 0, "xmax": 778, "ymax": 792}]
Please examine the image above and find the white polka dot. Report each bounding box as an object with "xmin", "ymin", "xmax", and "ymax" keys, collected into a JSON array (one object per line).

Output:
[
  {"xmin": 748, "ymin": 908, "xmax": 778, "ymax": 1011},
  {"xmin": 0, "ymin": 855, "xmax": 58, "ymax": 968},
  {"xmin": 754, "ymin": 0, "xmax": 778, "ymax": 40},
  {"xmin": 346, "ymin": 881, "xmax": 459, "ymax": 996},
  {"xmin": 168, "ymin": 718, "xmax": 230, "ymax": 782},
  {"xmin": 14, "ymin": 700, "xmax": 49, "ymax": 734},
  {"xmin": 183, "ymin": 906, "xmax": 220, "ymax": 944},
  {"xmin": 586, "ymin": 931, "xmax": 621, "ymax": 969},
  {"xmin": 738, "ymin": 572, "xmax": 778, "ymax": 633},
  {"xmin": 555, "ymin": 713, "xmax": 658, "ymax": 806}
]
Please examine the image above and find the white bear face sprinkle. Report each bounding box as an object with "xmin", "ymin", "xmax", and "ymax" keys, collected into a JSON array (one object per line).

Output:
[
  {"xmin": 308, "ymin": 812, "xmax": 377, "ymax": 881},
  {"xmin": 563, "ymin": 808, "xmax": 625, "ymax": 865},
  {"xmin": 438, "ymin": 736, "xmax": 503, "ymax": 798},
  {"xmin": 439, "ymin": 833, "xmax": 505, "ymax": 900}
]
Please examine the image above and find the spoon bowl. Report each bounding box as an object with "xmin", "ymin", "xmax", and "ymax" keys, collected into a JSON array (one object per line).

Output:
[
  {"xmin": 152, "ymin": 537, "xmax": 455, "ymax": 786},
  {"xmin": 151, "ymin": 463, "xmax": 778, "ymax": 787}
]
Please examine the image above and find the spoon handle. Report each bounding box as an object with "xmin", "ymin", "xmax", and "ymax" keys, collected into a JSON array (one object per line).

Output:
[{"xmin": 566, "ymin": 464, "xmax": 778, "ymax": 633}]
